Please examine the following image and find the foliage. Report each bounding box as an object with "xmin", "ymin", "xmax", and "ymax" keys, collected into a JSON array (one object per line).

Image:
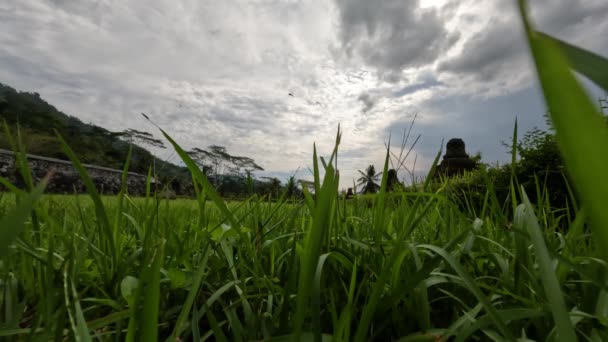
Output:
[
  {"xmin": 188, "ymin": 145, "xmax": 263, "ymax": 180},
  {"xmin": 187, "ymin": 145, "xmax": 264, "ymax": 198},
  {"xmin": 0, "ymin": 125, "xmax": 607, "ymax": 341},
  {"xmin": 517, "ymin": 128, "xmax": 570, "ymax": 208},
  {"xmin": 0, "ymin": 83, "xmax": 186, "ymax": 183},
  {"xmin": 434, "ymin": 131, "xmax": 570, "ymax": 226},
  {"xmin": 356, "ymin": 164, "xmax": 381, "ymax": 194},
  {"xmin": 0, "ymin": 83, "xmax": 272, "ymax": 198},
  {"xmin": 115, "ymin": 128, "xmax": 166, "ymax": 149}
]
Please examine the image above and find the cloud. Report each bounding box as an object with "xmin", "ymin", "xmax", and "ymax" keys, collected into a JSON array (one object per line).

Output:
[
  {"xmin": 332, "ymin": 0, "xmax": 459, "ymax": 81},
  {"xmin": 393, "ymin": 77, "xmax": 443, "ymax": 97},
  {"xmin": 357, "ymin": 92, "xmax": 376, "ymax": 113},
  {"xmin": 438, "ymin": 20, "xmax": 522, "ymax": 79},
  {"xmin": 437, "ymin": 0, "xmax": 608, "ymax": 95},
  {"xmin": 531, "ymin": 0, "xmax": 608, "ymax": 38},
  {"xmin": 1, "ymin": 0, "xmax": 606, "ymax": 190}
]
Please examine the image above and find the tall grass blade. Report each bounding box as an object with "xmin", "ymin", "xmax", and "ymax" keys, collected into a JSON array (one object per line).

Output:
[
  {"xmin": 455, "ymin": 308, "xmax": 546, "ymax": 341},
  {"xmin": 0, "ymin": 179, "xmax": 46, "ymax": 258},
  {"xmin": 169, "ymin": 243, "xmax": 211, "ymax": 340},
  {"xmin": 70, "ymin": 278, "xmax": 93, "ymax": 342},
  {"xmin": 312, "ymin": 253, "xmax": 332, "ymax": 342},
  {"xmin": 536, "ymin": 31, "xmax": 608, "ymax": 92},
  {"xmin": 55, "ymin": 131, "xmax": 116, "ymax": 272},
  {"xmin": 313, "ymin": 144, "xmax": 320, "ymax": 194},
  {"xmin": 294, "ymin": 144, "xmax": 338, "ymax": 339},
  {"xmin": 140, "ymin": 239, "xmax": 165, "ymax": 342},
  {"xmin": 518, "ymin": 0, "xmax": 608, "ymax": 262},
  {"xmin": 514, "ymin": 191, "xmax": 577, "ymax": 341},
  {"xmin": 157, "ymin": 128, "xmax": 240, "ymax": 230},
  {"xmin": 3, "ymin": 122, "xmax": 34, "ymax": 192},
  {"xmin": 373, "ymin": 143, "xmax": 391, "ymax": 246},
  {"xmin": 419, "ymin": 244, "xmax": 512, "ymax": 340}
]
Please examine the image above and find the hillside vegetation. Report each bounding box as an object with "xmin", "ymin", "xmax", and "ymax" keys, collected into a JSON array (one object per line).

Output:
[
  {"xmin": 0, "ymin": 83, "xmax": 284, "ymax": 198},
  {"xmin": 0, "ymin": 83, "xmax": 189, "ymax": 181}
]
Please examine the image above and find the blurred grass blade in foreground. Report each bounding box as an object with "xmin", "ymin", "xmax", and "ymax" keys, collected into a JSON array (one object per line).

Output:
[
  {"xmin": 536, "ymin": 31, "xmax": 608, "ymax": 92},
  {"xmin": 517, "ymin": 1, "xmax": 608, "ymax": 262},
  {"xmin": 0, "ymin": 180, "xmax": 46, "ymax": 258}
]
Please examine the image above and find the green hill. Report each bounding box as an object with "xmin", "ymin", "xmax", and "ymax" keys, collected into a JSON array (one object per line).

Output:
[{"xmin": 0, "ymin": 82, "xmax": 189, "ymax": 182}]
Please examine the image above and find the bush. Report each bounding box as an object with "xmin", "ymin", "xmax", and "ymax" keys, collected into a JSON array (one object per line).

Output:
[
  {"xmin": 516, "ymin": 128, "xmax": 571, "ymax": 210},
  {"xmin": 431, "ymin": 127, "xmax": 573, "ymax": 226}
]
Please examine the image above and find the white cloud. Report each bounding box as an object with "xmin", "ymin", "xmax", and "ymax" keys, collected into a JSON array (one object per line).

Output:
[{"xmin": 0, "ymin": 0, "xmax": 606, "ymax": 189}]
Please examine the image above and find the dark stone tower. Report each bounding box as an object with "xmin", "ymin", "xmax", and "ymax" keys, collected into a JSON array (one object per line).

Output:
[{"xmin": 435, "ymin": 138, "xmax": 477, "ymax": 177}]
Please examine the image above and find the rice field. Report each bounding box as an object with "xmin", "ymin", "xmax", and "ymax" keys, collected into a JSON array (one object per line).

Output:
[{"xmin": 0, "ymin": 128, "xmax": 605, "ymax": 341}]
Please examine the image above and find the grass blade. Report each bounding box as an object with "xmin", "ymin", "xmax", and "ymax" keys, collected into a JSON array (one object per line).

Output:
[
  {"xmin": 169, "ymin": 243, "xmax": 211, "ymax": 340},
  {"xmin": 55, "ymin": 131, "xmax": 116, "ymax": 273},
  {"xmin": 140, "ymin": 239, "xmax": 165, "ymax": 342},
  {"xmin": 156, "ymin": 128, "xmax": 240, "ymax": 231},
  {"xmin": 536, "ymin": 31, "xmax": 608, "ymax": 92},
  {"xmin": 0, "ymin": 180, "xmax": 46, "ymax": 258},
  {"xmin": 419, "ymin": 244, "xmax": 512, "ymax": 340},
  {"xmin": 294, "ymin": 139, "xmax": 339, "ymax": 339},
  {"xmin": 518, "ymin": 0, "xmax": 608, "ymax": 262},
  {"xmin": 514, "ymin": 192, "xmax": 577, "ymax": 341}
]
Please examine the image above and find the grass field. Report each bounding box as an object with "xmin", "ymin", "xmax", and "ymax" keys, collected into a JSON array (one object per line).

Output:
[
  {"xmin": 0, "ymin": 171, "xmax": 602, "ymax": 342},
  {"xmin": 1, "ymin": 2, "xmax": 608, "ymax": 341}
]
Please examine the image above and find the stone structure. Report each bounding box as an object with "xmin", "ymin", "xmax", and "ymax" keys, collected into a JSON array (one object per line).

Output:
[
  {"xmin": 435, "ymin": 138, "xmax": 477, "ymax": 178},
  {"xmin": 386, "ymin": 169, "xmax": 403, "ymax": 191},
  {"xmin": 0, "ymin": 148, "xmax": 150, "ymax": 195},
  {"xmin": 345, "ymin": 188, "xmax": 354, "ymax": 199}
]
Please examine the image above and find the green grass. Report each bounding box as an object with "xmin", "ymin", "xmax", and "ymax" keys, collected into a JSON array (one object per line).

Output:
[
  {"xmin": 0, "ymin": 148, "xmax": 605, "ymax": 341},
  {"xmin": 1, "ymin": 2, "xmax": 608, "ymax": 340}
]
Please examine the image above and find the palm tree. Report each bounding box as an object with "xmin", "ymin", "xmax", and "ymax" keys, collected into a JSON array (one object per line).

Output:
[
  {"xmin": 285, "ymin": 176, "xmax": 301, "ymax": 199},
  {"xmin": 269, "ymin": 177, "xmax": 282, "ymax": 199},
  {"xmin": 357, "ymin": 165, "xmax": 382, "ymax": 194}
]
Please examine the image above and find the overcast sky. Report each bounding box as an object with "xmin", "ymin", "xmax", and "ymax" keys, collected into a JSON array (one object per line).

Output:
[{"xmin": 1, "ymin": 0, "xmax": 607, "ymax": 189}]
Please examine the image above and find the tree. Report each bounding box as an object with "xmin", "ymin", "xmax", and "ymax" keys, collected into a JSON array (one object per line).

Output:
[
  {"xmin": 0, "ymin": 82, "xmax": 189, "ymax": 182},
  {"xmin": 117, "ymin": 128, "xmax": 166, "ymax": 149},
  {"xmin": 187, "ymin": 145, "xmax": 229, "ymax": 187},
  {"xmin": 500, "ymin": 124, "xmax": 570, "ymax": 212},
  {"xmin": 187, "ymin": 147, "xmax": 214, "ymax": 175},
  {"xmin": 284, "ymin": 176, "xmax": 302, "ymax": 199},
  {"xmin": 230, "ymin": 155, "xmax": 264, "ymax": 177},
  {"xmin": 187, "ymin": 145, "xmax": 264, "ymax": 191},
  {"xmin": 261, "ymin": 177, "xmax": 282, "ymax": 199},
  {"xmin": 357, "ymin": 165, "xmax": 382, "ymax": 194}
]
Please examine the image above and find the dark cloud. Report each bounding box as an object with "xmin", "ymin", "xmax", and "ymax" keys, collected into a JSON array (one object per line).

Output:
[
  {"xmin": 333, "ymin": 0, "xmax": 458, "ymax": 79},
  {"xmin": 532, "ymin": 0, "xmax": 608, "ymax": 37},
  {"xmin": 438, "ymin": 18, "xmax": 524, "ymax": 81},
  {"xmin": 357, "ymin": 92, "xmax": 376, "ymax": 113},
  {"xmin": 438, "ymin": 0, "xmax": 608, "ymax": 84},
  {"xmin": 532, "ymin": 0, "xmax": 608, "ymax": 58}
]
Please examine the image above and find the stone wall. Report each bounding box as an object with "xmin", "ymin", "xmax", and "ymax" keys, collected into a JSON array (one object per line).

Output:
[{"xmin": 0, "ymin": 148, "xmax": 150, "ymax": 195}]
